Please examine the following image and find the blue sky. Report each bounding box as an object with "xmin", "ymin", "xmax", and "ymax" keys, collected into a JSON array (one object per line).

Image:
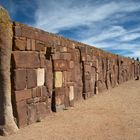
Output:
[{"xmin": 1, "ymin": 0, "xmax": 140, "ymax": 59}]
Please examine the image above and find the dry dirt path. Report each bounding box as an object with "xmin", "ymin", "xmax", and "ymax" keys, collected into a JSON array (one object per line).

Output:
[{"xmin": 0, "ymin": 80, "xmax": 140, "ymax": 140}]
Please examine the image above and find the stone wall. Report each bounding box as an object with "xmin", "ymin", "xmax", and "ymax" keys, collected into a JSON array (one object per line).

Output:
[{"xmin": 10, "ymin": 22, "xmax": 140, "ymax": 128}]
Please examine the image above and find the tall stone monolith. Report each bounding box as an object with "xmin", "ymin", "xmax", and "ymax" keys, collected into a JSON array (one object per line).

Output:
[{"xmin": 0, "ymin": 6, "xmax": 18, "ymax": 135}]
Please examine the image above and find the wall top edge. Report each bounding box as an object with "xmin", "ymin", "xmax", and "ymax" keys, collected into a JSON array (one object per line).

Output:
[{"xmin": 13, "ymin": 21, "xmax": 136, "ymax": 61}]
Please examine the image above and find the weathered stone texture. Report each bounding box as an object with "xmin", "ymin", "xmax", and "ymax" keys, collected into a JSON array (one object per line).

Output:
[
  {"xmin": 9, "ymin": 22, "xmax": 140, "ymax": 129},
  {"xmin": 14, "ymin": 69, "xmax": 26, "ymax": 90},
  {"xmin": 13, "ymin": 51, "xmax": 40, "ymax": 68}
]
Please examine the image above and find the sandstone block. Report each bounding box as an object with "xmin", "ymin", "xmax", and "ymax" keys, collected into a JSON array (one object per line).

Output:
[
  {"xmin": 45, "ymin": 66, "xmax": 53, "ymax": 97},
  {"xmin": 31, "ymin": 87, "xmax": 37, "ymax": 98},
  {"xmin": 54, "ymin": 71, "xmax": 63, "ymax": 88},
  {"xmin": 26, "ymin": 38, "xmax": 31, "ymax": 50},
  {"xmin": 35, "ymin": 41, "xmax": 46, "ymax": 52},
  {"xmin": 85, "ymin": 80, "xmax": 91, "ymax": 92},
  {"xmin": 16, "ymin": 101, "xmax": 28, "ymax": 127},
  {"xmin": 65, "ymin": 71, "xmax": 75, "ymax": 82},
  {"xmin": 14, "ymin": 69, "xmax": 26, "ymax": 90},
  {"xmin": 27, "ymin": 69, "xmax": 37, "ymax": 88},
  {"xmin": 38, "ymin": 32, "xmax": 48, "ymax": 42},
  {"xmin": 52, "ymin": 53, "xmax": 60, "ymax": 60},
  {"xmin": 14, "ymin": 37, "xmax": 26, "ymax": 51},
  {"xmin": 69, "ymin": 86, "xmax": 74, "ymax": 101},
  {"xmin": 31, "ymin": 39, "xmax": 35, "ymax": 50},
  {"xmin": 13, "ymin": 51, "xmax": 40, "ymax": 68},
  {"xmin": 21, "ymin": 26, "xmax": 35, "ymax": 39},
  {"xmin": 27, "ymin": 104, "xmax": 37, "ymax": 124},
  {"xmin": 55, "ymin": 87, "xmax": 65, "ymax": 96},
  {"xmin": 60, "ymin": 53, "xmax": 71, "ymax": 60},
  {"xmin": 36, "ymin": 86, "xmax": 47, "ymax": 97},
  {"xmin": 55, "ymin": 95, "xmax": 65, "ymax": 106},
  {"xmin": 37, "ymin": 68, "xmax": 45, "ymax": 86},
  {"xmin": 36, "ymin": 102, "xmax": 48, "ymax": 119},
  {"xmin": 39, "ymin": 96, "xmax": 48, "ymax": 102},
  {"xmin": 14, "ymin": 25, "xmax": 22, "ymax": 37},
  {"xmin": 15, "ymin": 89, "xmax": 32, "ymax": 102},
  {"xmin": 53, "ymin": 60, "xmax": 68, "ymax": 71},
  {"xmin": 60, "ymin": 47, "xmax": 67, "ymax": 52},
  {"xmin": 26, "ymin": 98, "xmax": 34, "ymax": 104},
  {"xmin": 39, "ymin": 53, "xmax": 46, "ymax": 68},
  {"xmin": 31, "ymin": 86, "xmax": 47, "ymax": 98}
]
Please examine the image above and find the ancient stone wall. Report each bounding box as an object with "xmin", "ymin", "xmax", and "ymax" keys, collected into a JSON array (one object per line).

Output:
[{"xmin": 4, "ymin": 22, "xmax": 140, "ymax": 128}]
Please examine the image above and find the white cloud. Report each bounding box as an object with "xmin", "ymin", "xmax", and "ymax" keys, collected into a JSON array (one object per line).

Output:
[
  {"xmin": 83, "ymin": 26, "xmax": 126, "ymax": 44},
  {"xmin": 33, "ymin": 0, "xmax": 140, "ymax": 59},
  {"xmin": 34, "ymin": 1, "xmax": 140, "ymax": 33},
  {"xmin": 120, "ymin": 33, "xmax": 140, "ymax": 41}
]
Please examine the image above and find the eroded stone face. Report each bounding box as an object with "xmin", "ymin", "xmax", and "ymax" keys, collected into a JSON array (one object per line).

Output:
[
  {"xmin": 10, "ymin": 21, "xmax": 140, "ymax": 130},
  {"xmin": 54, "ymin": 71, "xmax": 63, "ymax": 88},
  {"xmin": 37, "ymin": 68, "xmax": 45, "ymax": 86}
]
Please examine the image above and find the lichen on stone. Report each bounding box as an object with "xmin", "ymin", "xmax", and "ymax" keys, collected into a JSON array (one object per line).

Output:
[{"xmin": 0, "ymin": 6, "xmax": 11, "ymax": 33}]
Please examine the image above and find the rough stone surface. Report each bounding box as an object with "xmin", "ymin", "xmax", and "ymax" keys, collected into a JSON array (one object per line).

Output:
[
  {"xmin": 13, "ymin": 51, "xmax": 40, "ymax": 68},
  {"xmin": 8, "ymin": 21, "xmax": 140, "ymax": 130},
  {"xmin": 14, "ymin": 69, "xmax": 26, "ymax": 90},
  {"xmin": 27, "ymin": 69, "xmax": 37, "ymax": 89},
  {"xmin": 14, "ymin": 37, "xmax": 26, "ymax": 51},
  {"xmin": 16, "ymin": 101, "xmax": 28, "ymax": 128},
  {"xmin": 53, "ymin": 60, "xmax": 68, "ymax": 71},
  {"xmin": 15, "ymin": 89, "xmax": 32, "ymax": 102}
]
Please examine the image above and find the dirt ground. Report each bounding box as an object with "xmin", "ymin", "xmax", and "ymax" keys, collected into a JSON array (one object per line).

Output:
[{"xmin": 0, "ymin": 80, "xmax": 140, "ymax": 140}]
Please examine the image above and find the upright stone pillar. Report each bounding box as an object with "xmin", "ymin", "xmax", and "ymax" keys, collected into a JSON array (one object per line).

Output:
[{"xmin": 0, "ymin": 6, "xmax": 18, "ymax": 135}]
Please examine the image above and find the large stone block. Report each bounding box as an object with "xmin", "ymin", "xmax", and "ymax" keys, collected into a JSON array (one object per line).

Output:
[
  {"xmin": 16, "ymin": 101, "xmax": 28, "ymax": 127},
  {"xmin": 45, "ymin": 66, "xmax": 53, "ymax": 97},
  {"xmin": 85, "ymin": 80, "xmax": 91, "ymax": 92},
  {"xmin": 14, "ymin": 24, "xmax": 22, "ymax": 37},
  {"xmin": 21, "ymin": 26, "xmax": 36, "ymax": 39},
  {"xmin": 27, "ymin": 104, "xmax": 37, "ymax": 124},
  {"xmin": 64, "ymin": 71, "xmax": 75, "ymax": 82},
  {"xmin": 14, "ymin": 37, "xmax": 26, "ymax": 51},
  {"xmin": 60, "ymin": 47, "xmax": 67, "ymax": 52},
  {"xmin": 45, "ymin": 63, "xmax": 53, "ymax": 97},
  {"xmin": 27, "ymin": 69, "xmax": 37, "ymax": 88},
  {"xmin": 60, "ymin": 53, "xmax": 71, "ymax": 60},
  {"xmin": 36, "ymin": 102, "xmax": 48, "ymax": 120},
  {"xmin": 55, "ymin": 95, "xmax": 65, "ymax": 106},
  {"xmin": 52, "ymin": 53, "xmax": 60, "ymax": 60},
  {"xmin": 31, "ymin": 86, "xmax": 47, "ymax": 98},
  {"xmin": 39, "ymin": 53, "xmax": 46, "ymax": 68},
  {"xmin": 14, "ymin": 69, "xmax": 26, "ymax": 90},
  {"xmin": 13, "ymin": 51, "xmax": 40, "ymax": 68},
  {"xmin": 37, "ymin": 68, "xmax": 45, "ymax": 86},
  {"xmin": 15, "ymin": 89, "xmax": 32, "ymax": 102},
  {"xmin": 55, "ymin": 87, "xmax": 66, "ymax": 96},
  {"xmin": 35, "ymin": 40, "xmax": 46, "ymax": 52},
  {"xmin": 53, "ymin": 59, "xmax": 68, "ymax": 71},
  {"xmin": 54, "ymin": 71, "xmax": 63, "ymax": 88}
]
